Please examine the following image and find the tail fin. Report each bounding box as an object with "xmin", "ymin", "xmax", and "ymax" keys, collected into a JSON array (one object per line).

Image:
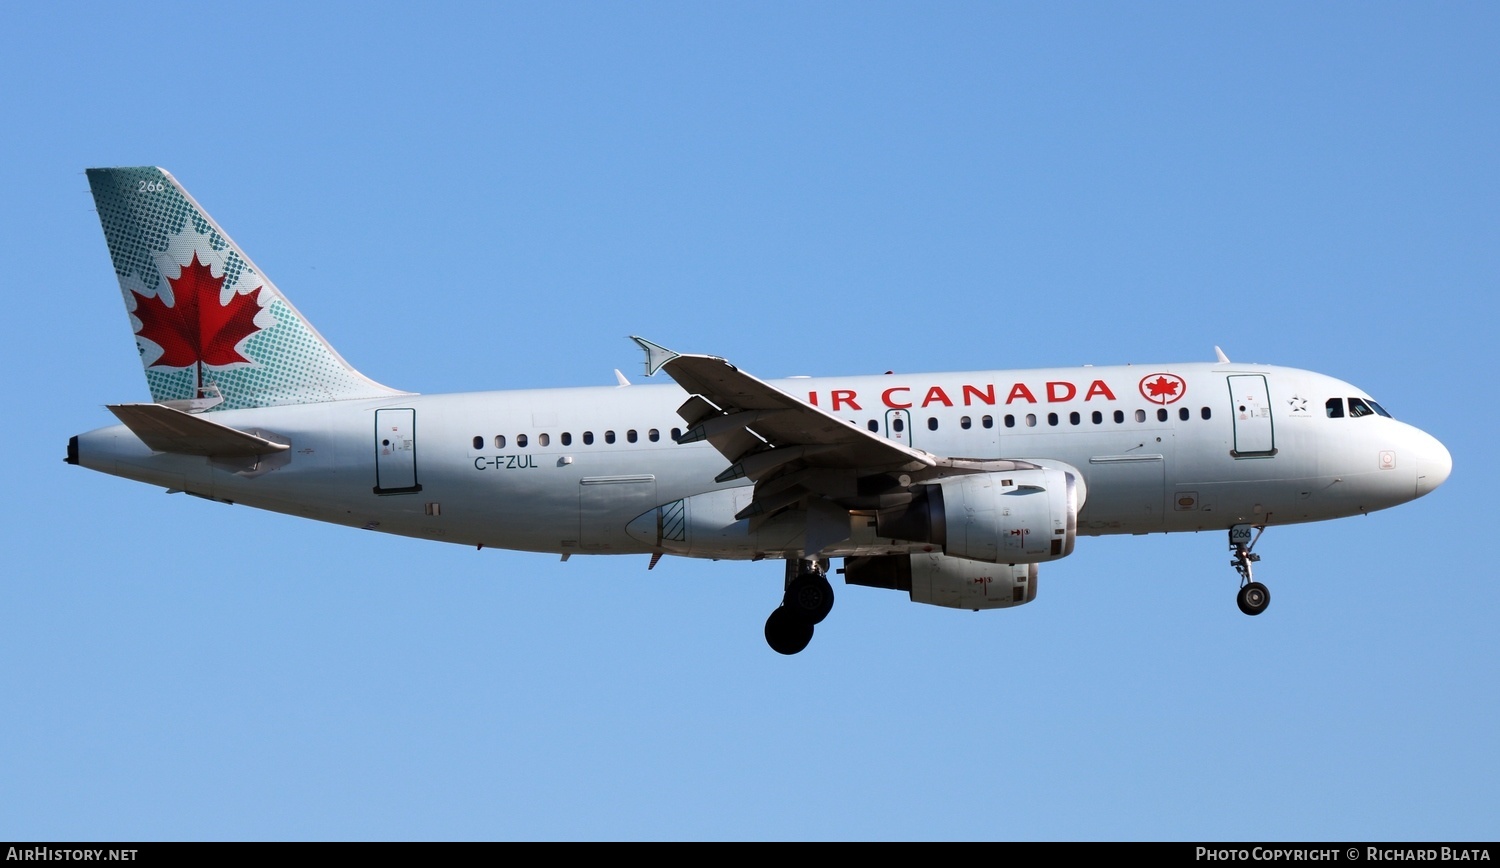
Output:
[{"xmin": 86, "ymin": 167, "xmax": 407, "ymax": 411}]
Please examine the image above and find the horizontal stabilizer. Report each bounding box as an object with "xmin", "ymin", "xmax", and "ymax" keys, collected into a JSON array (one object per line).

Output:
[{"xmin": 107, "ymin": 403, "xmax": 290, "ymax": 457}]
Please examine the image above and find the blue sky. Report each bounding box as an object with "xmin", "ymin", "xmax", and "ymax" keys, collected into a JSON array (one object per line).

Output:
[{"xmin": 3, "ymin": 1, "xmax": 1495, "ymax": 841}]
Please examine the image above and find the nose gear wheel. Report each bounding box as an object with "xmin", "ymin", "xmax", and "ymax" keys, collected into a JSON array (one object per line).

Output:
[
  {"xmin": 1229, "ymin": 525, "xmax": 1270, "ymax": 617},
  {"xmin": 1236, "ymin": 581, "xmax": 1270, "ymax": 616}
]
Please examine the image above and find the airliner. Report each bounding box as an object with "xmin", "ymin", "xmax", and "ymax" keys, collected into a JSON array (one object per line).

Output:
[{"xmin": 68, "ymin": 167, "xmax": 1453, "ymax": 654}]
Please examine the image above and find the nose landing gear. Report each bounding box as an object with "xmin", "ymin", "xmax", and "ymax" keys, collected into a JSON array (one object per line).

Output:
[{"xmin": 1230, "ymin": 524, "xmax": 1270, "ymax": 616}]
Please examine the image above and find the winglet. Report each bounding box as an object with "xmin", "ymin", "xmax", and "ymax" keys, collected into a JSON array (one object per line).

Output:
[
  {"xmin": 1214, "ymin": 346, "xmax": 1230, "ymax": 363},
  {"xmin": 631, "ymin": 336, "xmax": 680, "ymax": 377}
]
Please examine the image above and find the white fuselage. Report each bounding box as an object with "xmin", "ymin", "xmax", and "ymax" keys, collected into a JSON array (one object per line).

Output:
[{"xmin": 73, "ymin": 361, "xmax": 1451, "ymax": 561}]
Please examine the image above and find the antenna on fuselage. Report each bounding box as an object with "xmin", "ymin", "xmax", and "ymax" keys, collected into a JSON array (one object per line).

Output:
[{"xmin": 1214, "ymin": 346, "xmax": 1231, "ymax": 363}]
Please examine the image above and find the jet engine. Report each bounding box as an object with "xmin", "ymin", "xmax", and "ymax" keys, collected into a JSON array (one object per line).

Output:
[
  {"xmin": 874, "ymin": 466, "xmax": 1082, "ymax": 564},
  {"xmin": 842, "ymin": 552, "xmax": 1038, "ymax": 610}
]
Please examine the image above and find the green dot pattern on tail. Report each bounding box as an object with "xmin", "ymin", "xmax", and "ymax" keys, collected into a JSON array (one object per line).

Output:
[{"xmin": 87, "ymin": 167, "xmax": 407, "ymax": 410}]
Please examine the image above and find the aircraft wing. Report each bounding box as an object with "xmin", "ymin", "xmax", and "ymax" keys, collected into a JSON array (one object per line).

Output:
[{"xmin": 633, "ymin": 337, "xmax": 939, "ymax": 524}]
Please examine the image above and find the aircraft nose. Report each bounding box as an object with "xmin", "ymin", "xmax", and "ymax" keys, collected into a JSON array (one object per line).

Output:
[{"xmin": 1414, "ymin": 430, "xmax": 1452, "ymax": 497}]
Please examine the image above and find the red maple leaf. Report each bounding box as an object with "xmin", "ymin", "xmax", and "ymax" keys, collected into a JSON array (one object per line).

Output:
[
  {"xmin": 132, "ymin": 253, "xmax": 264, "ymax": 369},
  {"xmin": 1146, "ymin": 376, "xmax": 1180, "ymax": 398}
]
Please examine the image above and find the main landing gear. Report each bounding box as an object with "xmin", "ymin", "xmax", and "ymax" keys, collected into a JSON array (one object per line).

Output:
[
  {"xmin": 1230, "ymin": 524, "xmax": 1271, "ymax": 616},
  {"xmin": 764, "ymin": 558, "xmax": 834, "ymax": 655}
]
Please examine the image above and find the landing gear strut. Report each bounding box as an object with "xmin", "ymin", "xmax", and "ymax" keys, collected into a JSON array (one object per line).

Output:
[
  {"xmin": 765, "ymin": 558, "xmax": 833, "ymax": 655},
  {"xmin": 1230, "ymin": 524, "xmax": 1270, "ymax": 616}
]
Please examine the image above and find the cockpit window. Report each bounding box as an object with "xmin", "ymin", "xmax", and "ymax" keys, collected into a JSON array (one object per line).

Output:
[
  {"xmin": 1348, "ymin": 398, "xmax": 1375, "ymax": 418},
  {"xmin": 1326, "ymin": 398, "xmax": 1344, "ymax": 418},
  {"xmin": 1368, "ymin": 400, "xmax": 1392, "ymax": 418}
]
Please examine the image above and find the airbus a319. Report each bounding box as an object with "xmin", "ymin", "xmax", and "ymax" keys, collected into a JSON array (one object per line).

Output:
[{"xmin": 68, "ymin": 167, "xmax": 1452, "ymax": 654}]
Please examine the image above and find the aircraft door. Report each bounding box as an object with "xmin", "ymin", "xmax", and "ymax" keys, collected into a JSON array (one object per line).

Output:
[
  {"xmin": 1228, "ymin": 375, "xmax": 1275, "ymax": 456},
  {"xmin": 885, "ymin": 409, "xmax": 912, "ymax": 447},
  {"xmin": 374, "ymin": 408, "xmax": 422, "ymax": 494}
]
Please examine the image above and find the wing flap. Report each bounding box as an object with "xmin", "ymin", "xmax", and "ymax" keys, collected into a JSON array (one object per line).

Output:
[{"xmin": 107, "ymin": 403, "xmax": 290, "ymax": 457}]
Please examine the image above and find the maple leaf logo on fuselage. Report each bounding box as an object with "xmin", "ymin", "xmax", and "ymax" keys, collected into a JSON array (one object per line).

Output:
[
  {"xmin": 1146, "ymin": 377, "xmax": 1179, "ymax": 398},
  {"xmin": 132, "ymin": 252, "xmax": 265, "ymax": 372},
  {"xmin": 1138, "ymin": 373, "xmax": 1186, "ymax": 405}
]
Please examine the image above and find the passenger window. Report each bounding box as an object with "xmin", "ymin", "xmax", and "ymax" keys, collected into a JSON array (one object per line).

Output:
[
  {"xmin": 1348, "ymin": 398, "xmax": 1374, "ymax": 418},
  {"xmin": 928, "ymin": 417, "xmax": 939, "ymax": 431},
  {"xmin": 1047, "ymin": 412, "xmax": 1058, "ymax": 426},
  {"xmin": 538, "ymin": 433, "xmax": 550, "ymax": 447},
  {"xmin": 1114, "ymin": 410, "xmax": 1125, "ymax": 424},
  {"xmin": 495, "ymin": 435, "xmax": 506, "ymax": 449},
  {"xmin": 1326, "ymin": 398, "xmax": 1344, "ymax": 418},
  {"xmin": 867, "ymin": 420, "xmax": 878, "ymax": 432},
  {"xmin": 1025, "ymin": 413, "xmax": 1037, "ymax": 427},
  {"xmin": 1092, "ymin": 411, "xmax": 1102, "ymax": 424},
  {"xmin": 583, "ymin": 431, "xmax": 594, "ymax": 445},
  {"xmin": 627, "ymin": 429, "xmax": 638, "ymax": 443},
  {"xmin": 671, "ymin": 427, "xmax": 682, "ymax": 441},
  {"xmin": 1201, "ymin": 407, "xmax": 1211, "ymax": 420},
  {"xmin": 982, "ymin": 415, "xmax": 993, "ymax": 429},
  {"xmin": 960, "ymin": 416, "xmax": 972, "ymax": 429},
  {"xmin": 1179, "ymin": 407, "xmax": 1189, "ymax": 421},
  {"xmin": 1069, "ymin": 411, "xmax": 1080, "ymax": 425},
  {"xmin": 1004, "ymin": 415, "xmax": 1015, "ymax": 428},
  {"xmin": 472, "ymin": 436, "xmax": 483, "ymax": 450},
  {"xmin": 517, "ymin": 434, "xmax": 528, "ymax": 448},
  {"xmin": 1157, "ymin": 408, "xmax": 1168, "ymax": 422},
  {"xmin": 561, "ymin": 432, "xmax": 572, "ymax": 446},
  {"xmin": 893, "ymin": 418, "xmax": 905, "ymax": 433},
  {"xmin": 1135, "ymin": 409, "xmax": 1146, "ymax": 423},
  {"xmin": 649, "ymin": 428, "xmax": 661, "ymax": 441},
  {"xmin": 605, "ymin": 430, "xmax": 617, "ymax": 444}
]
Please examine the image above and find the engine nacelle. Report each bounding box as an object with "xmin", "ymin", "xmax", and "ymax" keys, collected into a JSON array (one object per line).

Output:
[
  {"xmin": 875, "ymin": 467, "xmax": 1081, "ymax": 564},
  {"xmin": 842, "ymin": 553, "xmax": 1038, "ymax": 610}
]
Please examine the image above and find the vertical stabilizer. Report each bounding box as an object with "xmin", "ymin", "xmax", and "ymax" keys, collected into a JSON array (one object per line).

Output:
[{"xmin": 86, "ymin": 167, "xmax": 407, "ymax": 410}]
